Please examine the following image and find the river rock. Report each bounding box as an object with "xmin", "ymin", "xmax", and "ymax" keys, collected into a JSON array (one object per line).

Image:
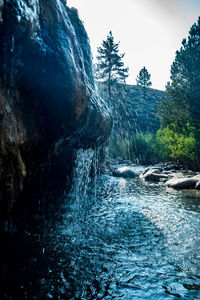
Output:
[
  {"xmin": 142, "ymin": 167, "xmax": 163, "ymax": 176},
  {"xmin": 195, "ymin": 181, "xmax": 200, "ymax": 190},
  {"xmin": 113, "ymin": 166, "xmax": 138, "ymax": 178},
  {"xmin": 163, "ymin": 164, "xmax": 178, "ymax": 171},
  {"xmin": 141, "ymin": 168, "xmax": 168, "ymax": 182},
  {"xmin": 165, "ymin": 177, "xmax": 198, "ymax": 189},
  {"xmin": 192, "ymin": 174, "xmax": 200, "ymax": 181}
]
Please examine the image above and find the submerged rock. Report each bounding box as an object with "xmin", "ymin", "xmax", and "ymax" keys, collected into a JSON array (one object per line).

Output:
[
  {"xmin": 0, "ymin": 1, "xmax": 112, "ymax": 215},
  {"xmin": 112, "ymin": 166, "xmax": 138, "ymax": 178}
]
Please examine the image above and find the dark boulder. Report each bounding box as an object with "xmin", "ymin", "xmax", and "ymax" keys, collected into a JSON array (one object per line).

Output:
[
  {"xmin": 163, "ymin": 164, "xmax": 178, "ymax": 171},
  {"xmin": 112, "ymin": 166, "xmax": 138, "ymax": 178},
  {"xmin": 0, "ymin": 1, "xmax": 112, "ymax": 215}
]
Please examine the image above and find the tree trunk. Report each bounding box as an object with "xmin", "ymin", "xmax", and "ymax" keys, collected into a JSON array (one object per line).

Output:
[{"xmin": 108, "ymin": 71, "xmax": 111, "ymax": 99}]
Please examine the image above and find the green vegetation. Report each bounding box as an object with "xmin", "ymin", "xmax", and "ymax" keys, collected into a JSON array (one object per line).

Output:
[
  {"xmin": 128, "ymin": 134, "xmax": 157, "ymax": 164},
  {"xmin": 155, "ymin": 123, "xmax": 200, "ymax": 168},
  {"xmin": 156, "ymin": 17, "xmax": 200, "ymax": 169},
  {"xmin": 95, "ymin": 31, "xmax": 129, "ymax": 99},
  {"xmin": 110, "ymin": 134, "xmax": 159, "ymax": 165},
  {"xmin": 109, "ymin": 124, "xmax": 200, "ymax": 168}
]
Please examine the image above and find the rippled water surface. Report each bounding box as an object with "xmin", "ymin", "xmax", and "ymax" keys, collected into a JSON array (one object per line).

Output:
[{"xmin": 1, "ymin": 166, "xmax": 200, "ymax": 299}]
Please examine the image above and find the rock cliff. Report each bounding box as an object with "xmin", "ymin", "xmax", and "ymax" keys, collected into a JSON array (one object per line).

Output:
[{"xmin": 0, "ymin": 0, "xmax": 112, "ymax": 216}]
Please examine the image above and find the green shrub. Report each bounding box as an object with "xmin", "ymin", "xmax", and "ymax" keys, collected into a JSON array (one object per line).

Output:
[
  {"xmin": 129, "ymin": 134, "xmax": 156, "ymax": 164},
  {"xmin": 109, "ymin": 133, "xmax": 162, "ymax": 164},
  {"xmin": 109, "ymin": 138, "xmax": 131, "ymax": 160},
  {"xmin": 156, "ymin": 123, "xmax": 200, "ymax": 168}
]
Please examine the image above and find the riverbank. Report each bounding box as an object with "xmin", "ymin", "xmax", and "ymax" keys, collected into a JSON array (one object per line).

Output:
[{"xmin": 108, "ymin": 160, "xmax": 200, "ymax": 194}]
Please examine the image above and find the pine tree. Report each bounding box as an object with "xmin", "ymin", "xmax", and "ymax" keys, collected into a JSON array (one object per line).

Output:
[
  {"xmin": 95, "ymin": 31, "xmax": 129, "ymax": 99},
  {"xmin": 158, "ymin": 17, "xmax": 200, "ymax": 129},
  {"xmin": 136, "ymin": 67, "xmax": 152, "ymax": 100},
  {"xmin": 157, "ymin": 17, "xmax": 200, "ymax": 169}
]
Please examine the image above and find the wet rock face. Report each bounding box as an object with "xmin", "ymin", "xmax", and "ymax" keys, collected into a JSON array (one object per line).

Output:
[{"xmin": 0, "ymin": 0, "xmax": 112, "ymax": 215}]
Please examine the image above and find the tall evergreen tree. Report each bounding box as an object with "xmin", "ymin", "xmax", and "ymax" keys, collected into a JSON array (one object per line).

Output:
[
  {"xmin": 156, "ymin": 17, "xmax": 200, "ymax": 169},
  {"xmin": 158, "ymin": 16, "xmax": 200, "ymax": 129},
  {"xmin": 136, "ymin": 67, "xmax": 152, "ymax": 100},
  {"xmin": 95, "ymin": 31, "xmax": 129, "ymax": 99}
]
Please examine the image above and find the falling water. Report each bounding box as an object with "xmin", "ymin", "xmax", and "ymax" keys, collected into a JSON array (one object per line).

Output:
[
  {"xmin": 71, "ymin": 149, "xmax": 95, "ymax": 200},
  {"xmin": 64, "ymin": 147, "xmax": 100, "ymax": 232},
  {"xmin": 70, "ymin": 148, "xmax": 98, "ymax": 200},
  {"xmin": 11, "ymin": 35, "xmax": 15, "ymax": 53}
]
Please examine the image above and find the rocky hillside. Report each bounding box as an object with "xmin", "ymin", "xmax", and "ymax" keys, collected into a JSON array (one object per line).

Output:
[
  {"xmin": 113, "ymin": 85, "xmax": 164, "ymax": 139},
  {"xmin": 0, "ymin": 0, "xmax": 112, "ymax": 217},
  {"xmin": 98, "ymin": 83, "xmax": 164, "ymax": 142}
]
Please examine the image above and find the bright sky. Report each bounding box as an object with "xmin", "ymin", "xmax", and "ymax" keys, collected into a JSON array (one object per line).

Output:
[{"xmin": 67, "ymin": 0, "xmax": 200, "ymax": 90}]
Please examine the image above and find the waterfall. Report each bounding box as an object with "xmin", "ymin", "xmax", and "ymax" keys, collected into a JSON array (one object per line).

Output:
[
  {"xmin": 70, "ymin": 148, "xmax": 96, "ymax": 200},
  {"xmin": 68, "ymin": 147, "xmax": 100, "ymax": 212},
  {"xmin": 63, "ymin": 147, "xmax": 100, "ymax": 237}
]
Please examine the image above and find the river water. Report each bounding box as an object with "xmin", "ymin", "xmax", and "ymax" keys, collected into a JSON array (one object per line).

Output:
[{"xmin": 1, "ymin": 158, "xmax": 200, "ymax": 299}]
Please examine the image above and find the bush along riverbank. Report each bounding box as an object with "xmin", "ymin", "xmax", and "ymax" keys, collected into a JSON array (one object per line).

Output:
[{"xmin": 108, "ymin": 129, "xmax": 200, "ymax": 171}]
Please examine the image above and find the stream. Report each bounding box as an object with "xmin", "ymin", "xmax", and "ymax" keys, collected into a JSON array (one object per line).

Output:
[{"xmin": 1, "ymin": 152, "xmax": 200, "ymax": 299}]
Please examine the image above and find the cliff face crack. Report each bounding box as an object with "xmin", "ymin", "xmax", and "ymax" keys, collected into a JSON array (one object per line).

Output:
[{"xmin": 0, "ymin": 0, "xmax": 112, "ymax": 215}]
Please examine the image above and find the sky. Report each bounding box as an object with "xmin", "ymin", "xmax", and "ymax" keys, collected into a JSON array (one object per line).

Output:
[{"xmin": 67, "ymin": 0, "xmax": 200, "ymax": 90}]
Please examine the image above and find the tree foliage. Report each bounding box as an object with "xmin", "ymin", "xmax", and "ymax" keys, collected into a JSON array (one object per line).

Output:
[
  {"xmin": 136, "ymin": 67, "xmax": 152, "ymax": 99},
  {"xmin": 156, "ymin": 17, "xmax": 200, "ymax": 169},
  {"xmin": 158, "ymin": 17, "xmax": 200, "ymax": 129},
  {"xmin": 95, "ymin": 31, "xmax": 129, "ymax": 99}
]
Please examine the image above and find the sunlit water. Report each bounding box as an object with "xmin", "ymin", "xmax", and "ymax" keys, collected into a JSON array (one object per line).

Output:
[{"xmin": 1, "ymin": 165, "xmax": 200, "ymax": 299}]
